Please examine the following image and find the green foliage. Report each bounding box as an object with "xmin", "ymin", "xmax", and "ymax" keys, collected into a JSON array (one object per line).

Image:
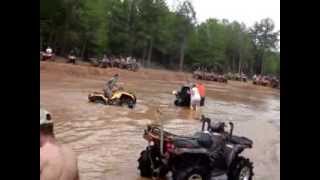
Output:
[
  {"xmin": 264, "ymin": 51, "xmax": 280, "ymax": 75},
  {"xmin": 40, "ymin": 0, "xmax": 280, "ymax": 76},
  {"xmin": 250, "ymin": 18, "xmax": 280, "ymax": 74}
]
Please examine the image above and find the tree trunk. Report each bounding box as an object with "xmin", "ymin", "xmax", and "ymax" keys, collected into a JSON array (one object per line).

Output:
[
  {"xmin": 147, "ymin": 39, "xmax": 153, "ymax": 68},
  {"xmin": 81, "ymin": 39, "xmax": 88, "ymax": 60},
  {"xmin": 251, "ymin": 64, "xmax": 254, "ymax": 76},
  {"xmin": 260, "ymin": 51, "xmax": 265, "ymax": 75},
  {"xmin": 129, "ymin": 0, "xmax": 136, "ymax": 57},
  {"xmin": 142, "ymin": 46, "xmax": 147, "ymax": 66},
  {"xmin": 238, "ymin": 52, "xmax": 242, "ymax": 74},
  {"xmin": 179, "ymin": 36, "xmax": 186, "ymax": 71},
  {"xmin": 48, "ymin": 30, "xmax": 55, "ymax": 48},
  {"xmin": 232, "ymin": 56, "xmax": 235, "ymax": 73}
]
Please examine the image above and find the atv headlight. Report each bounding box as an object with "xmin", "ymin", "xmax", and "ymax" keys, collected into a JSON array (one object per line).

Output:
[{"xmin": 172, "ymin": 90, "xmax": 177, "ymax": 95}]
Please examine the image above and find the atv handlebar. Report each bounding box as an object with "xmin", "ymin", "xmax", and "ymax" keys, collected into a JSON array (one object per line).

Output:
[
  {"xmin": 229, "ymin": 122, "xmax": 234, "ymax": 138},
  {"xmin": 201, "ymin": 115, "xmax": 234, "ymax": 137},
  {"xmin": 201, "ymin": 115, "xmax": 211, "ymax": 131}
]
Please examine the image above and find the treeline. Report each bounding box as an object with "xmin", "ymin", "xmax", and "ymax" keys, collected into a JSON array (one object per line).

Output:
[{"xmin": 40, "ymin": 0, "xmax": 280, "ymax": 76}]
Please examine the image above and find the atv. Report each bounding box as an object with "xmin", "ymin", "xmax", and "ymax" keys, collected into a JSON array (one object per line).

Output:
[
  {"xmin": 172, "ymin": 85, "xmax": 191, "ymax": 107},
  {"xmin": 88, "ymin": 88, "xmax": 136, "ymax": 109},
  {"xmin": 138, "ymin": 115, "xmax": 254, "ymax": 180},
  {"xmin": 41, "ymin": 51, "xmax": 55, "ymax": 61},
  {"xmin": 173, "ymin": 85, "xmax": 205, "ymax": 107},
  {"xmin": 67, "ymin": 55, "xmax": 76, "ymax": 64}
]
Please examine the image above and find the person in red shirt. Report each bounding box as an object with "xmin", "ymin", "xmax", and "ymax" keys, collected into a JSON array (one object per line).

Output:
[{"xmin": 196, "ymin": 82, "xmax": 206, "ymax": 106}]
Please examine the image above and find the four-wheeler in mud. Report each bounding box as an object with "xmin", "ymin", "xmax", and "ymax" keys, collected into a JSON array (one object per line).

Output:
[
  {"xmin": 138, "ymin": 115, "xmax": 254, "ymax": 180},
  {"xmin": 253, "ymin": 76, "xmax": 279, "ymax": 89},
  {"xmin": 67, "ymin": 55, "xmax": 76, "ymax": 64},
  {"xmin": 225, "ymin": 73, "xmax": 247, "ymax": 82},
  {"xmin": 193, "ymin": 70, "xmax": 228, "ymax": 84},
  {"xmin": 89, "ymin": 58, "xmax": 103, "ymax": 67},
  {"xmin": 40, "ymin": 51, "xmax": 55, "ymax": 61},
  {"xmin": 88, "ymin": 88, "xmax": 137, "ymax": 109},
  {"xmin": 172, "ymin": 85, "xmax": 205, "ymax": 107},
  {"xmin": 89, "ymin": 56, "xmax": 140, "ymax": 71},
  {"xmin": 172, "ymin": 85, "xmax": 191, "ymax": 107},
  {"xmin": 109, "ymin": 58, "xmax": 140, "ymax": 71}
]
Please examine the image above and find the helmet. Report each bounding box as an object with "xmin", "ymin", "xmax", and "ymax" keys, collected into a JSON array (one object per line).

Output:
[{"xmin": 40, "ymin": 107, "xmax": 53, "ymax": 126}]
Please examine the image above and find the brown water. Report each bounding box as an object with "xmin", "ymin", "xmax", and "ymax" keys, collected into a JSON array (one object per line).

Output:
[{"xmin": 40, "ymin": 61, "xmax": 280, "ymax": 180}]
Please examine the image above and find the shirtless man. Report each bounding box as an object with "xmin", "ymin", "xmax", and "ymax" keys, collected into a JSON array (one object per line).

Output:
[{"xmin": 40, "ymin": 107, "xmax": 79, "ymax": 180}]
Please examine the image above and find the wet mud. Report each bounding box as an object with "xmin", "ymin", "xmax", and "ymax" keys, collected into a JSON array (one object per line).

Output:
[{"xmin": 40, "ymin": 61, "xmax": 280, "ymax": 180}]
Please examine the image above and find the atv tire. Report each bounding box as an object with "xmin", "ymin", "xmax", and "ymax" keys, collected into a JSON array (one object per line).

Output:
[
  {"xmin": 88, "ymin": 95, "xmax": 107, "ymax": 105},
  {"xmin": 138, "ymin": 150, "xmax": 152, "ymax": 177},
  {"xmin": 120, "ymin": 95, "xmax": 135, "ymax": 108},
  {"xmin": 174, "ymin": 99, "xmax": 179, "ymax": 106},
  {"xmin": 228, "ymin": 157, "xmax": 254, "ymax": 180},
  {"xmin": 172, "ymin": 165, "xmax": 210, "ymax": 180},
  {"xmin": 127, "ymin": 98, "xmax": 135, "ymax": 109},
  {"xmin": 94, "ymin": 99, "xmax": 107, "ymax": 105}
]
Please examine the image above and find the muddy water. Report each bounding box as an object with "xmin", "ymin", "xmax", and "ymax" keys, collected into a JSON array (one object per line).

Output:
[{"xmin": 40, "ymin": 62, "xmax": 280, "ymax": 180}]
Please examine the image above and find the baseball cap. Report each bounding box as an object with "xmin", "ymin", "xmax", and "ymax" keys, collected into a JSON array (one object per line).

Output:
[{"xmin": 40, "ymin": 107, "xmax": 53, "ymax": 126}]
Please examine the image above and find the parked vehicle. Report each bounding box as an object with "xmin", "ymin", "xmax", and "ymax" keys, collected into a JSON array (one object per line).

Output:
[{"xmin": 138, "ymin": 115, "xmax": 254, "ymax": 180}]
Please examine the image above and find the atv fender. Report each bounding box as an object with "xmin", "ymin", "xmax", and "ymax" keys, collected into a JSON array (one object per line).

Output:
[
  {"xmin": 88, "ymin": 93, "xmax": 108, "ymax": 104},
  {"xmin": 112, "ymin": 92, "xmax": 136, "ymax": 102},
  {"xmin": 225, "ymin": 144, "xmax": 246, "ymax": 168}
]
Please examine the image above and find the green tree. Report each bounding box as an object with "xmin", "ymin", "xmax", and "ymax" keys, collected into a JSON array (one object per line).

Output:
[
  {"xmin": 250, "ymin": 18, "xmax": 280, "ymax": 74},
  {"xmin": 176, "ymin": 0, "xmax": 196, "ymax": 71},
  {"xmin": 40, "ymin": 0, "xmax": 280, "ymax": 76}
]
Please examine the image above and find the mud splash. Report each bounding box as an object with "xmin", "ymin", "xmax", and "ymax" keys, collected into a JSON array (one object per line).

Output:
[{"xmin": 40, "ymin": 62, "xmax": 280, "ymax": 180}]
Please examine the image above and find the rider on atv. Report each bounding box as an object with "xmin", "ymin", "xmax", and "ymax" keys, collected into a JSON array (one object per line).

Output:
[
  {"xmin": 67, "ymin": 49, "xmax": 77, "ymax": 64},
  {"xmin": 103, "ymin": 74, "xmax": 119, "ymax": 98},
  {"xmin": 41, "ymin": 46, "xmax": 54, "ymax": 61},
  {"xmin": 46, "ymin": 46, "xmax": 52, "ymax": 54}
]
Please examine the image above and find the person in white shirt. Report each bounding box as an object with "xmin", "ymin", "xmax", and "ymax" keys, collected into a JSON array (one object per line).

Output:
[
  {"xmin": 190, "ymin": 84, "xmax": 201, "ymax": 111},
  {"xmin": 253, "ymin": 74, "xmax": 257, "ymax": 81},
  {"xmin": 46, "ymin": 46, "xmax": 52, "ymax": 54}
]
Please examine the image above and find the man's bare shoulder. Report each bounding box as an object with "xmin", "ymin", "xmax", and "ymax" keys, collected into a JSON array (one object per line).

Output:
[
  {"xmin": 41, "ymin": 143, "xmax": 78, "ymax": 180},
  {"xmin": 60, "ymin": 144, "xmax": 77, "ymax": 156},
  {"xmin": 40, "ymin": 143, "xmax": 60, "ymax": 174}
]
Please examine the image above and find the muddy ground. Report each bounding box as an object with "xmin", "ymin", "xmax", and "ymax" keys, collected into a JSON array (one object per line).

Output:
[{"xmin": 40, "ymin": 60, "xmax": 280, "ymax": 180}]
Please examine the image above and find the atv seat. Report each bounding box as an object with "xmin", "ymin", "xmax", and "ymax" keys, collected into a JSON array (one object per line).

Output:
[
  {"xmin": 173, "ymin": 132, "xmax": 213, "ymax": 149},
  {"xmin": 173, "ymin": 137, "xmax": 202, "ymax": 148}
]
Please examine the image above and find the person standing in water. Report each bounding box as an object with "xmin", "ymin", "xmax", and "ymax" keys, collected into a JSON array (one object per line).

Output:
[
  {"xmin": 196, "ymin": 82, "xmax": 206, "ymax": 106},
  {"xmin": 40, "ymin": 107, "xmax": 79, "ymax": 180},
  {"xmin": 190, "ymin": 84, "xmax": 201, "ymax": 111}
]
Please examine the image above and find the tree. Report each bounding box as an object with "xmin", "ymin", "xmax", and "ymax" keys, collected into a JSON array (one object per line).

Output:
[
  {"xmin": 176, "ymin": 0, "xmax": 196, "ymax": 71},
  {"xmin": 40, "ymin": 0, "xmax": 280, "ymax": 76},
  {"xmin": 250, "ymin": 18, "xmax": 280, "ymax": 74}
]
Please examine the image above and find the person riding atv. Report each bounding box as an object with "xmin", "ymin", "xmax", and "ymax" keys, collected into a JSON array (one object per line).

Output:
[
  {"xmin": 41, "ymin": 46, "xmax": 55, "ymax": 61},
  {"xmin": 104, "ymin": 74, "xmax": 119, "ymax": 98},
  {"xmin": 67, "ymin": 49, "xmax": 77, "ymax": 64},
  {"xmin": 88, "ymin": 74, "xmax": 137, "ymax": 108}
]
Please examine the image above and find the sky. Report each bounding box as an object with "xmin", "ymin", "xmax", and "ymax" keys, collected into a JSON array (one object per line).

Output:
[{"xmin": 165, "ymin": 0, "xmax": 280, "ymax": 32}]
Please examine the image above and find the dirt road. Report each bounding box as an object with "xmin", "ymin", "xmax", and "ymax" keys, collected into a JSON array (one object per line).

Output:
[{"xmin": 40, "ymin": 61, "xmax": 280, "ymax": 180}]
